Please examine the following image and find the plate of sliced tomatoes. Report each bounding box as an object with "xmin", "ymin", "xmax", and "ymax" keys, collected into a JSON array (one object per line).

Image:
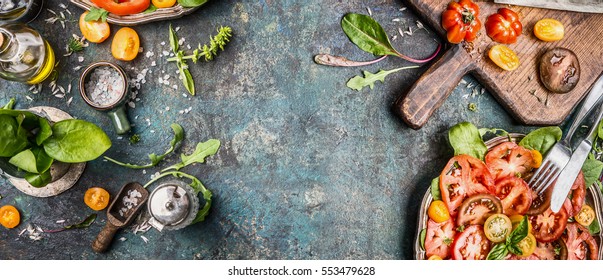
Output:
[
  {"xmin": 70, "ymin": 0, "xmax": 205, "ymax": 26},
  {"xmin": 416, "ymin": 131, "xmax": 603, "ymax": 260}
]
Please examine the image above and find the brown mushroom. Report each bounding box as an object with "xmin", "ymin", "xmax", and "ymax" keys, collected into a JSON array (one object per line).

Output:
[{"xmin": 539, "ymin": 47, "xmax": 580, "ymax": 94}]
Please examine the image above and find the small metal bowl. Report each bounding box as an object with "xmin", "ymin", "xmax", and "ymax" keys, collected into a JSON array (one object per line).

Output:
[{"xmin": 79, "ymin": 61, "xmax": 131, "ymax": 134}]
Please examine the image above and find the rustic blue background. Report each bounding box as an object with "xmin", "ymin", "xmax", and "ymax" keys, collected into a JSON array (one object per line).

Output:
[{"xmin": 0, "ymin": 0, "xmax": 540, "ymax": 259}]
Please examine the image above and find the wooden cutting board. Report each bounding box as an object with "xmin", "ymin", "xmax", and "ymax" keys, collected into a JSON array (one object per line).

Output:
[{"xmin": 394, "ymin": 0, "xmax": 603, "ymax": 129}]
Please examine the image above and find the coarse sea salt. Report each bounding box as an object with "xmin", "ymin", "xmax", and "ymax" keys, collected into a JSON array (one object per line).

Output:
[{"xmin": 85, "ymin": 66, "xmax": 125, "ymax": 107}]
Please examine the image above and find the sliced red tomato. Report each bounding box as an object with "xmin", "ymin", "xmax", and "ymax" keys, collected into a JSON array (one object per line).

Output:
[
  {"xmin": 529, "ymin": 207, "xmax": 568, "ymax": 243},
  {"xmin": 456, "ymin": 194, "xmax": 502, "ymax": 226},
  {"xmin": 564, "ymin": 223, "xmax": 598, "ymax": 260},
  {"xmin": 452, "ymin": 225, "xmax": 491, "ymax": 260},
  {"xmin": 90, "ymin": 0, "xmax": 150, "ymax": 16},
  {"xmin": 562, "ymin": 171, "xmax": 586, "ymax": 217},
  {"xmin": 493, "ymin": 176, "xmax": 532, "ymax": 215},
  {"xmin": 506, "ymin": 239, "xmax": 568, "ymax": 260},
  {"xmin": 485, "ymin": 142, "xmax": 536, "ymax": 181},
  {"xmin": 440, "ymin": 155, "xmax": 495, "ymax": 217},
  {"xmin": 527, "ymin": 187, "xmax": 552, "ymax": 215},
  {"xmin": 425, "ymin": 218, "xmax": 455, "ymax": 259}
]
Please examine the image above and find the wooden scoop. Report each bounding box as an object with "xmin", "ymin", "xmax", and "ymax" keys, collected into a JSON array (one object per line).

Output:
[{"xmin": 92, "ymin": 182, "xmax": 149, "ymax": 253}]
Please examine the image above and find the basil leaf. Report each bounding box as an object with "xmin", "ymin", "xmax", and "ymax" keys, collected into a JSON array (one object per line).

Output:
[
  {"xmin": 143, "ymin": 4, "xmax": 157, "ymax": 14},
  {"xmin": 85, "ymin": 7, "xmax": 109, "ymax": 22},
  {"xmin": 448, "ymin": 122, "xmax": 488, "ymax": 160},
  {"xmin": 177, "ymin": 0, "xmax": 208, "ymax": 8},
  {"xmin": 164, "ymin": 139, "xmax": 220, "ymax": 171},
  {"xmin": 582, "ymin": 158, "xmax": 603, "ymax": 187},
  {"xmin": 0, "ymin": 115, "xmax": 29, "ymax": 157},
  {"xmin": 419, "ymin": 228, "xmax": 427, "ymax": 250},
  {"xmin": 487, "ymin": 243, "xmax": 508, "ymax": 260},
  {"xmin": 43, "ymin": 119, "xmax": 111, "ymax": 163},
  {"xmin": 181, "ymin": 67, "xmax": 195, "ymax": 95},
  {"xmin": 36, "ymin": 118, "xmax": 52, "ymax": 146},
  {"xmin": 169, "ymin": 24, "xmax": 179, "ymax": 53},
  {"xmin": 341, "ymin": 13, "xmax": 398, "ymax": 56},
  {"xmin": 507, "ymin": 243, "xmax": 523, "ymax": 256},
  {"xmin": 25, "ymin": 170, "xmax": 51, "ymax": 188},
  {"xmin": 518, "ymin": 126, "xmax": 562, "ymax": 155},
  {"xmin": 347, "ymin": 66, "xmax": 419, "ymax": 91},
  {"xmin": 508, "ymin": 216, "xmax": 529, "ymax": 245},
  {"xmin": 430, "ymin": 177, "xmax": 441, "ymax": 201},
  {"xmin": 64, "ymin": 214, "xmax": 97, "ymax": 229}
]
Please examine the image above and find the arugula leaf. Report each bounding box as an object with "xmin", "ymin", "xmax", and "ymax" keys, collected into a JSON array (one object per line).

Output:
[
  {"xmin": 419, "ymin": 228, "xmax": 427, "ymax": 250},
  {"xmin": 518, "ymin": 126, "xmax": 562, "ymax": 155},
  {"xmin": 84, "ymin": 7, "xmax": 109, "ymax": 22},
  {"xmin": 448, "ymin": 122, "xmax": 488, "ymax": 160},
  {"xmin": 341, "ymin": 13, "xmax": 398, "ymax": 57},
  {"xmin": 143, "ymin": 4, "xmax": 157, "ymax": 14},
  {"xmin": 582, "ymin": 156, "xmax": 603, "ymax": 187},
  {"xmin": 487, "ymin": 243, "xmax": 508, "ymax": 260},
  {"xmin": 347, "ymin": 66, "xmax": 419, "ymax": 91},
  {"xmin": 430, "ymin": 177, "xmax": 441, "ymax": 201},
  {"xmin": 163, "ymin": 139, "xmax": 220, "ymax": 171},
  {"xmin": 177, "ymin": 0, "xmax": 209, "ymax": 8}
]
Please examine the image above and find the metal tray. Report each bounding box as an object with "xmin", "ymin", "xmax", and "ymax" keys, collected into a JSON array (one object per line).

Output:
[
  {"xmin": 414, "ymin": 133, "xmax": 603, "ymax": 260},
  {"xmin": 69, "ymin": 0, "xmax": 202, "ymax": 26}
]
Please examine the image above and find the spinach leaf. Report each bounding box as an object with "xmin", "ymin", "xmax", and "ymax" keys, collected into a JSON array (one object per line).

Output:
[
  {"xmin": 177, "ymin": 0, "xmax": 208, "ymax": 8},
  {"xmin": 448, "ymin": 122, "xmax": 488, "ymax": 160},
  {"xmin": 163, "ymin": 139, "xmax": 220, "ymax": 171},
  {"xmin": 419, "ymin": 228, "xmax": 427, "ymax": 250},
  {"xmin": 518, "ymin": 126, "xmax": 562, "ymax": 155},
  {"xmin": 43, "ymin": 119, "xmax": 111, "ymax": 163},
  {"xmin": 25, "ymin": 170, "xmax": 51, "ymax": 188},
  {"xmin": 36, "ymin": 118, "xmax": 52, "ymax": 146},
  {"xmin": 487, "ymin": 243, "xmax": 508, "ymax": 260},
  {"xmin": 84, "ymin": 7, "xmax": 109, "ymax": 22},
  {"xmin": 0, "ymin": 115, "xmax": 29, "ymax": 157},
  {"xmin": 341, "ymin": 13, "xmax": 397, "ymax": 57},
  {"xmin": 7, "ymin": 148, "xmax": 51, "ymax": 174},
  {"xmin": 430, "ymin": 177, "xmax": 441, "ymax": 201},
  {"xmin": 2, "ymin": 98, "xmax": 15, "ymax": 109},
  {"xmin": 582, "ymin": 157, "xmax": 603, "ymax": 188},
  {"xmin": 478, "ymin": 127, "xmax": 509, "ymax": 138},
  {"xmin": 347, "ymin": 66, "xmax": 419, "ymax": 91},
  {"xmin": 589, "ymin": 218, "xmax": 601, "ymax": 235}
]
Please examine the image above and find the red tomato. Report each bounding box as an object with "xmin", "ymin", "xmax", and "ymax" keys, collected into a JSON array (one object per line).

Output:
[
  {"xmin": 529, "ymin": 207, "xmax": 568, "ymax": 243},
  {"xmin": 493, "ymin": 176, "xmax": 532, "ymax": 215},
  {"xmin": 441, "ymin": 0, "xmax": 481, "ymax": 44},
  {"xmin": 485, "ymin": 142, "xmax": 536, "ymax": 181},
  {"xmin": 456, "ymin": 194, "xmax": 503, "ymax": 226},
  {"xmin": 508, "ymin": 240, "xmax": 568, "ymax": 260},
  {"xmin": 425, "ymin": 218, "xmax": 455, "ymax": 259},
  {"xmin": 485, "ymin": 8, "xmax": 522, "ymax": 44},
  {"xmin": 562, "ymin": 171, "xmax": 586, "ymax": 217},
  {"xmin": 440, "ymin": 155, "xmax": 495, "ymax": 217},
  {"xmin": 90, "ymin": 0, "xmax": 150, "ymax": 16},
  {"xmin": 527, "ymin": 187, "xmax": 551, "ymax": 215},
  {"xmin": 452, "ymin": 225, "xmax": 491, "ymax": 260},
  {"xmin": 564, "ymin": 223, "xmax": 598, "ymax": 260}
]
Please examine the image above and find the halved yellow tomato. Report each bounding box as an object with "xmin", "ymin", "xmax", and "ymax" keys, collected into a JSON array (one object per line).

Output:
[
  {"xmin": 84, "ymin": 187, "xmax": 111, "ymax": 211},
  {"xmin": 111, "ymin": 27, "xmax": 140, "ymax": 61},
  {"xmin": 509, "ymin": 214, "xmax": 533, "ymax": 233},
  {"xmin": 575, "ymin": 205, "xmax": 595, "ymax": 227},
  {"xmin": 484, "ymin": 213, "xmax": 512, "ymax": 243},
  {"xmin": 0, "ymin": 205, "xmax": 20, "ymax": 229},
  {"xmin": 534, "ymin": 19, "xmax": 564, "ymax": 42},
  {"xmin": 488, "ymin": 45, "xmax": 520, "ymax": 71},
  {"xmin": 516, "ymin": 233, "xmax": 537, "ymax": 257},
  {"xmin": 152, "ymin": 0, "xmax": 176, "ymax": 8},
  {"xmin": 428, "ymin": 200, "xmax": 451, "ymax": 223},
  {"xmin": 79, "ymin": 12, "xmax": 110, "ymax": 43}
]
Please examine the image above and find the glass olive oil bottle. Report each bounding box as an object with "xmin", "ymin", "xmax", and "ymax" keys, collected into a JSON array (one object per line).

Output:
[{"xmin": 0, "ymin": 23, "xmax": 54, "ymax": 84}]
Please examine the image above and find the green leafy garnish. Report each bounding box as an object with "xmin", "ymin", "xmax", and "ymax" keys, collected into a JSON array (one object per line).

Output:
[
  {"xmin": 104, "ymin": 124, "xmax": 184, "ymax": 169},
  {"xmin": 430, "ymin": 177, "xmax": 441, "ymax": 201},
  {"xmin": 518, "ymin": 126, "xmax": 562, "ymax": 155},
  {"xmin": 43, "ymin": 119, "xmax": 112, "ymax": 163},
  {"xmin": 129, "ymin": 134, "xmax": 141, "ymax": 144},
  {"xmin": 84, "ymin": 7, "xmax": 109, "ymax": 22},
  {"xmin": 64, "ymin": 214, "xmax": 97, "ymax": 229},
  {"xmin": 166, "ymin": 25, "xmax": 233, "ymax": 95},
  {"xmin": 419, "ymin": 228, "xmax": 426, "ymax": 250},
  {"xmin": 468, "ymin": 103, "xmax": 477, "ymax": 112},
  {"xmin": 163, "ymin": 139, "xmax": 221, "ymax": 171},
  {"xmin": 2, "ymin": 98, "xmax": 15, "ymax": 109},
  {"xmin": 346, "ymin": 66, "xmax": 419, "ymax": 91},
  {"xmin": 487, "ymin": 216, "xmax": 529, "ymax": 260},
  {"xmin": 448, "ymin": 122, "xmax": 488, "ymax": 160},
  {"xmin": 143, "ymin": 4, "xmax": 157, "ymax": 14},
  {"xmin": 478, "ymin": 127, "xmax": 509, "ymax": 139},
  {"xmin": 177, "ymin": 0, "xmax": 208, "ymax": 8},
  {"xmin": 67, "ymin": 37, "xmax": 85, "ymax": 53},
  {"xmin": 582, "ymin": 155, "xmax": 603, "ymax": 188}
]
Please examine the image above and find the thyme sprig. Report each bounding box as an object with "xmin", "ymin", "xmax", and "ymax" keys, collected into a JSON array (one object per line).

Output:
[{"xmin": 166, "ymin": 25, "xmax": 233, "ymax": 95}]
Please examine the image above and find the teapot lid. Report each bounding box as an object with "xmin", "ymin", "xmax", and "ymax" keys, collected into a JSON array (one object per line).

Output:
[{"xmin": 148, "ymin": 182, "xmax": 192, "ymax": 226}]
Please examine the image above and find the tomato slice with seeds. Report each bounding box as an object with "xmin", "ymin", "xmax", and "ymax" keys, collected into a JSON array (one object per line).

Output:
[
  {"xmin": 456, "ymin": 194, "xmax": 503, "ymax": 227},
  {"xmin": 440, "ymin": 155, "xmax": 495, "ymax": 217},
  {"xmin": 452, "ymin": 225, "xmax": 491, "ymax": 260},
  {"xmin": 563, "ymin": 223, "xmax": 598, "ymax": 260},
  {"xmin": 529, "ymin": 207, "xmax": 568, "ymax": 243},
  {"xmin": 485, "ymin": 142, "xmax": 536, "ymax": 181},
  {"xmin": 564, "ymin": 171, "xmax": 586, "ymax": 217},
  {"xmin": 509, "ymin": 239, "xmax": 568, "ymax": 260},
  {"xmin": 425, "ymin": 218, "xmax": 455, "ymax": 259},
  {"xmin": 493, "ymin": 176, "xmax": 532, "ymax": 216},
  {"xmin": 527, "ymin": 187, "xmax": 552, "ymax": 216}
]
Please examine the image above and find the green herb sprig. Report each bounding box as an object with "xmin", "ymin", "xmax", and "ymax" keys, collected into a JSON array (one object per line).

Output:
[
  {"xmin": 84, "ymin": 7, "xmax": 109, "ymax": 22},
  {"xmin": 166, "ymin": 25, "xmax": 233, "ymax": 95},
  {"xmin": 487, "ymin": 216, "xmax": 529, "ymax": 260}
]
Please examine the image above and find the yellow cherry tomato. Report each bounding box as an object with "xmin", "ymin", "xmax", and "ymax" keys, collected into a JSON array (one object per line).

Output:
[
  {"xmin": 484, "ymin": 214, "xmax": 512, "ymax": 243},
  {"xmin": 152, "ymin": 0, "xmax": 176, "ymax": 8},
  {"xmin": 428, "ymin": 200, "xmax": 451, "ymax": 223},
  {"xmin": 84, "ymin": 187, "xmax": 111, "ymax": 211},
  {"xmin": 111, "ymin": 27, "xmax": 140, "ymax": 61},
  {"xmin": 488, "ymin": 45, "xmax": 520, "ymax": 71},
  {"xmin": 516, "ymin": 233, "xmax": 537, "ymax": 257},
  {"xmin": 531, "ymin": 150, "xmax": 542, "ymax": 168},
  {"xmin": 534, "ymin": 19, "xmax": 565, "ymax": 42},
  {"xmin": 509, "ymin": 214, "xmax": 533, "ymax": 233},
  {"xmin": 78, "ymin": 12, "xmax": 110, "ymax": 43},
  {"xmin": 575, "ymin": 205, "xmax": 596, "ymax": 227},
  {"xmin": 428, "ymin": 255, "xmax": 443, "ymax": 260},
  {"xmin": 0, "ymin": 205, "xmax": 20, "ymax": 229}
]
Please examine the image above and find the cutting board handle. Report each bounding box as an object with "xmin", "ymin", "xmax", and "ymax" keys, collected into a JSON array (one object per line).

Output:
[
  {"xmin": 394, "ymin": 44, "xmax": 473, "ymax": 129},
  {"xmin": 92, "ymin": 222, "xmax": 119, "ymax": 253}
]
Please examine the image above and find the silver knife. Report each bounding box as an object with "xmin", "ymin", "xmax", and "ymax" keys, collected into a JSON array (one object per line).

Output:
[
  {"xmin": 551, "ymin": 98, "xmax": 603, "ymax": 212},
  {"xmin": 494, "ymin": 0, "xmax": 603, "ymax": 13}
]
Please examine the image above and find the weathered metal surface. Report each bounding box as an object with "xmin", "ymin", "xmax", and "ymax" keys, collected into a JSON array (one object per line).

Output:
[{"xmin": 0, "ymin": 0, "xmax": 544, "ymax": 259}]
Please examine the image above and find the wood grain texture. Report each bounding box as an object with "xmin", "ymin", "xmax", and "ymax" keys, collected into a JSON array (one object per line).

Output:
[{"xmin": 394, "ymin": 0, "xmax": 603, "ymax": 129}]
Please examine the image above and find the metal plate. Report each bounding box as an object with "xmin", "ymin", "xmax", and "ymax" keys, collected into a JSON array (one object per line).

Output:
[
  {"xmin": 414, "ymin": 134, "xmax": 603, "ymax": 260},
  {"xmin": 69, "ymin": 0, "xmax": 201, "ymax": 26}
]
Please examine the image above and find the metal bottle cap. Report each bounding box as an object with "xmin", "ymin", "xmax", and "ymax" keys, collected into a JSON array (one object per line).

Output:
[{"xmin": 147, "ymin": 181, "xmax": 198, "ymax": 231}]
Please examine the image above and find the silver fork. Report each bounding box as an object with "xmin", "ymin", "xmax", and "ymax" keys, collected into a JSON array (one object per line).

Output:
[{"xmin": 529, "ymin": 74, "xmax": 603, "ymax": 194}]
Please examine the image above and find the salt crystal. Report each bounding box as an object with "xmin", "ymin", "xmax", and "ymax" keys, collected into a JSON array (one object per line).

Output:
[
  {"xmin": 56, "ymin": 220, "xmax": 65, "ymax": 224},
  {"xmin": 141, "ymin": 236, "xmax": 149, "ymax": 243},
  {"xmin": 165, "ymin": 106, "xmax": 170, "ymax": 111},
  {"xmin": 178, "ymin": 38, "xmax": 185, "ymax": 46},
  {"xmin": 78, "ymin": 56, "xmax": 84, "ymax": 62},
  {"xmin": 142, "ymin": 170, "xmax": 146, "ymax": 174},
  {"xmin": 128, "ymin": 102, "xmax": 135, "ymax": 108},
  {"xmin": 150, "ymin": 130, "xmax": 155, "ymax": 133},
  {"xmin": 366, "ymin": 7, "xmax": 372, "ymax": 16},
  {"xmin": 175, "ymin": 26, "xmax": 181, "ymax": 32},
  {"xmin": 186, "ymin": 44, "xmax": 191, "ymax": 49},
  {"xmin": 162, "ymin": 51, "xmax": 169, "ymax": 56},
  {"xmin": 73, "ymin": 66, "xmax": 82, "ymax": 71},
  {"xmin": 151, "ymin": 61, "xmax": 156, "ymax": 66},
  {"xmin": 119, "ymin": 237, "xmax": 127, "ymax": 242},
  {"xmin": 145, "ymin": 51, "xmax": 154, "ymax": 58},
  {"xmin": 160, "ymin": 41, "xmax": 166, "ymax": 46},
  {"xmin": 392, "ymin": 18, "xmax": 401, "ymax": 22}
]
